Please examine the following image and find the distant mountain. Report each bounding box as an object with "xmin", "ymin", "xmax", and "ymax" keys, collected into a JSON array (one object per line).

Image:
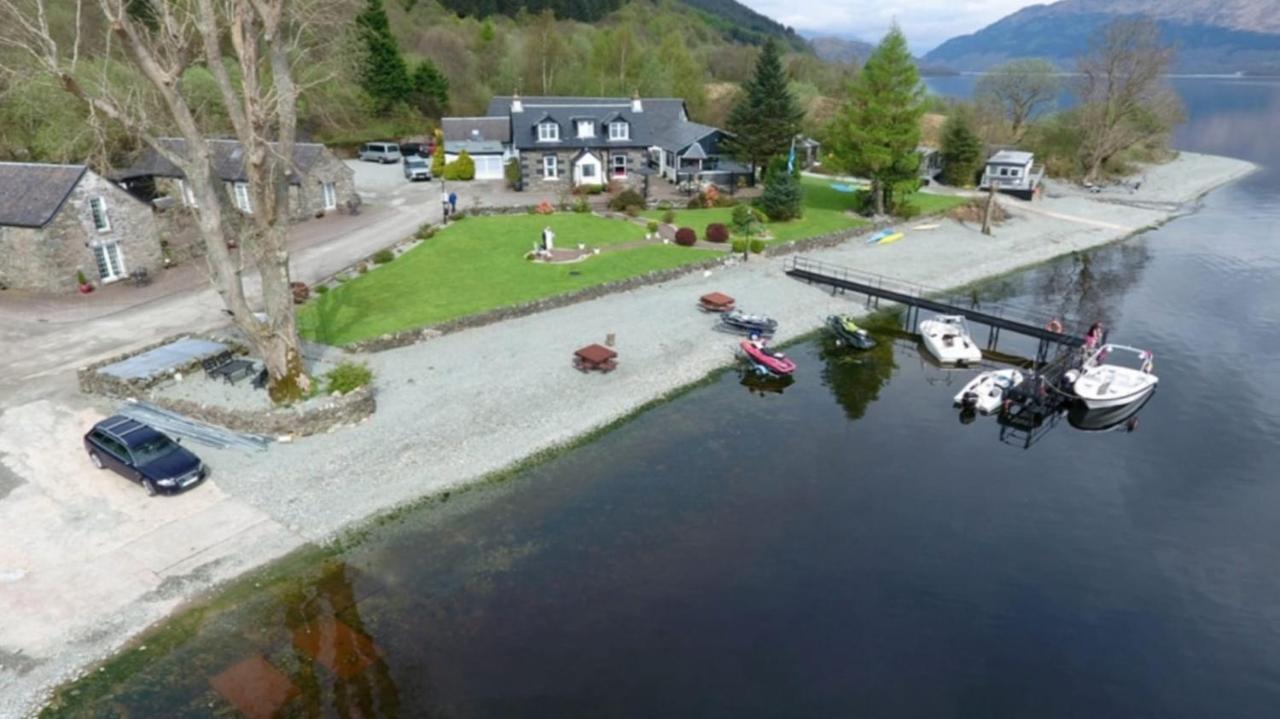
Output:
[
  {"xmin": 808, "ymin": 36, "xmax": 875, "ymax": 65},
  {"xmin": 924, "ymin": 0, "xmax": 1280, "ymax": 74},
  {"xmin": 679, "ymin": 0, "xmax": 804, "ymax": 48}
]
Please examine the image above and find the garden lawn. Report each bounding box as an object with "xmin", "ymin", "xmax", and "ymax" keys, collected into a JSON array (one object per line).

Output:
[{"xmin": 298, "ymin": 213, "xmax": 719, "ymax": 345}]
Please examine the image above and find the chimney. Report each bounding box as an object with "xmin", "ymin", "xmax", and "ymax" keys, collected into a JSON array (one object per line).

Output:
[
  {"xmin": 631, "ymin": 89, "xmax": 643, "ymax": 113},
  {"xmin": 511, "ymin": 92, "xmax": 523, "ymax": 113}
]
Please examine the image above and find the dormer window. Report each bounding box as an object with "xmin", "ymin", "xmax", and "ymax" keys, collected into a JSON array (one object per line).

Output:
[
  {"xmin": 608, "ymin": 121, "xmax": 630, "ymax": 141},
  {"xmin": 538, "ymin": 122, "xmax": 559, "ymax": 142},
  {"xmin": 576, "ymin": 120, "xmax": 595, "ymax": 139}
]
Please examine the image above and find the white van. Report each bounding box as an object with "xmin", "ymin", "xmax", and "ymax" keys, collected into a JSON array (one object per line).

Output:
[{"xmin": 358, "ymin": 142, "xmax": 402, "ymax": 164}]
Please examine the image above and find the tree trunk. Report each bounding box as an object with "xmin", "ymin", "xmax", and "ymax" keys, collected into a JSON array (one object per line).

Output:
[
  {"xmin": 871, "ymin": 178, "xmax": 885, "ymax": 216},
  {"xmin": 982, "ymin": 183, "xmax": 997, "ymax": 236}
]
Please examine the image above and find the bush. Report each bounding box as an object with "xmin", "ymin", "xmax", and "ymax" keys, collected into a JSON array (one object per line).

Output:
[
  {"xmin": 504, "ymin": 158, "xmax": 521, "ymax": 189},
  {"xmin": 657, "ymin": 200, "xmax": 673, "ymax": 210},
  {"xmin": 674, "ymin": 227, "xmax": 698, "ymax": 246},
  {"xmin": 895, "ymin": 202, "xmax": 922, "ymax": 220},
  {"xmin": 749, "ymin": 239, "xmax": 766, "ymax": 254},
  {"xmin": 315, "ymin": 284, "xmax": 330, "ymax": 294},
  {"xmin": 624, "ymin": 206, "xmax": 640, "ymax": 218},
  {"xmin": 705, "ymin": 222, "xmax": 729, "ymax": 243},
  {"xmin": 536, "ymin": 200, "xmax": 555, "ymax": 215},
  {"xmin": 686, "ymin": 193, "xmax": 706, "ymax": 210},
  {"xmin": 731, "ymin": 239, "xmax": 748, "ymax": 254},
  {"xmin": 714, "ymin": 194, "xmax": 738, "ymax": 208},
  {"xmin": 324, "ymin": 362, "xmax": 373, "ymax": 395},
  {"xmin": 646, "ymin": 220, "xmax": 659, "ymax": 234},
  {"xmin": 608, "ymin": 188, "xmax": 645, "ymax": 212},
  {"xmin": 661, "ymin": 209, "xmax": 676, "ymax": 224},
  {"xmin": 443, "ymin": 150, "xmax": 476, "ymax": 181},
  {"xmin": 371, "ymin": 249, "xmax": 395, "ymax": 264},
  {"xmin": 572, "ymin": 197, "xmax": 590, "ymax": 213},
  {"xmin": 573, "ymin": 183, "xmax": 605, "ymax": 196},
  {"xmin": 416, "ymin": 223, "xmax": 435, "ymax": 239},
  {"xmin": 290, "ymin": 281, "xmax": 310, "ymax": 304},
  {"xmin": 760, "ymin": 158, "xmax": 802, "ymax": 221},
  {"xmin": 731, "ymin": 203, "xmax": 753, "ymax": 234},
  {"xmin": 76, "ymin": 269, "xmax": 88, "ymax": 285}
]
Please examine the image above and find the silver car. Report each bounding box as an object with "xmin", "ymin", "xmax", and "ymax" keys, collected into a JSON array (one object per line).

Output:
[
  {"xmin": 358, "ymin": 142, "xmax": 401, "ymax": 164},
  {"xmin": 403, "ymin": 155, "xmax": 432, "ymax": 181}
]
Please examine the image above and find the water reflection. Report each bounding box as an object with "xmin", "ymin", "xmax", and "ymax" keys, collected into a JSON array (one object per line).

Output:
[
  {"xmin": 817, "ymin": 323, "xmax": 897, "ymax": 421},
  {"xmin": 1067, "ymin": 392, "xmax": 1154, "ymax": 433},
  {"xmin": 739, "ymin": 370, "xmax": 794, "ymax": 395}
]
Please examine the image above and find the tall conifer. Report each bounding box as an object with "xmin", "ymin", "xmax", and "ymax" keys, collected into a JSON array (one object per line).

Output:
[
  {"xmin": 828, "ymin": 26, "xmax": 924, "ymax": 215},
  {"xmin": 725, "ymin": 38, "xmax": 803, "ymax": 176},
  {"xmin": 356, "ymin": 0, "xmax": 411, "ymax": 116}
]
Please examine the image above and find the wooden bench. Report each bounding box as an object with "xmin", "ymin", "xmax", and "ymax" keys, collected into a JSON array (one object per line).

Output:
[{"xmin": 202, "ymin": 351, "xmax": 256, "ymax": 384}]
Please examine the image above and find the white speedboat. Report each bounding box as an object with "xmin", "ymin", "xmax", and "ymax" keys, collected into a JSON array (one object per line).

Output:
[
  {"xmin": 1067, "ymin": 344, "xmax": 1158, "ymax": 410},
  {"xmin": 953, "ymin": 368, "xmax": 1025, "ymax": 414},
  {"xmin": 919, "ymin": 315, "xmax": 983, "ymax": 365}
]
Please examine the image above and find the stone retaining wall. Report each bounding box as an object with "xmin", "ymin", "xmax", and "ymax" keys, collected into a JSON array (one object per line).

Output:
[
  {"xmin": 77, "ymin": 333, "xmax": 249, "ymax": 399},
  {"xmin": 148, "ymin": 386, "xmax": 376, "ymax": 438}
]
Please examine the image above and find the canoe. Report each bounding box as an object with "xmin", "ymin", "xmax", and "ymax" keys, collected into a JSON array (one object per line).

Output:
[
  {"xmin": 876, "ymin": 232, "xmax": 904, "ymax": 245},
  {"xmin": 865, "ymin": 229, "xmax": 894, "ymax": 245},
  {"xmin": 911, "ymin": 223, "xmax": 940, "ymax": 230}
]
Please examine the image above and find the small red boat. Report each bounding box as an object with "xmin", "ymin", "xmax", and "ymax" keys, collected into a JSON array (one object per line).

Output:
[{"xmin": 739, "ymin": 340, "xmax": 796, "ymax": 377}]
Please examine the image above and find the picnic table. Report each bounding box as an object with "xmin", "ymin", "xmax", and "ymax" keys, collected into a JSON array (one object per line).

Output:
[
  {"xmin": 574, "ymin": 344, "xmax": 618, "ymax": 373},
  {"xmin": 698, "ymin": 292, "xmax": 735, "ymax": 313},
  {"xmin": 202, "ymin": 351, "xmax": 257, "ymax": 384}
]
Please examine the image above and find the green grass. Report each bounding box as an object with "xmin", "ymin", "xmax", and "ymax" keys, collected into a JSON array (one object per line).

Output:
[
  {"xmin": 902, "ymin": 192, "xmax": 968, "ymax": 215},
  {"xmin": 298, "ymin": 213, "xmax": 719, "ymax": 345}
]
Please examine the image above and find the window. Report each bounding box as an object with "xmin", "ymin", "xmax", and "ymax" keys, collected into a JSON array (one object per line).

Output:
[
  {"xmin": 322, "ymin": 181, "xmax": 337, "ymax": 210},
  {"xmin": 538, "ymin": 122, "xmax": 559, "ymax": 142},
  {"xmin": 612, "ymin": 154, "xmax": 627, "ymax": 176},
  {"xmin": 577, "ymin": 120, "xmax": 595, "ymax": 139},
  {"xmin": 582, "ymin": 163, "xmax": 597, "ymax": 179},
  {"xmin": 609, "ymin": 122, "xmax": 629, "ymax": 141},
  {"xmin": 178, "ymin": 180, "xmax": 197, "ymax": 208},
  {"xmin": 233, "ymin": 182, "xmax": 252, "ymax": 213},
  {"xmin": 88, "ymin": 197, "xmax": 110, "ymax": 232},
  {"xmin": 543, "ymin": 155, "xmax": 558, "ymax": 179}
]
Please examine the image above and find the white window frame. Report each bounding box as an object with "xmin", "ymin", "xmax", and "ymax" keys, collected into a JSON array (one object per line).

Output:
[
  {"xmin": 609, "ymin": 122, "xmax": 629, "ymax": 141},
  {"xmin": 543, "ymin": 155, "xmax": 558, "ymax": 179},
  {"xmin": 322, "ymin": 181, "xmax": 337, "ymax": 211},
  {"xmin": 538, "ymin": 122, "xmax": 560, "ymax": 142},
  {"xmin": 612, "ymin": 154, "xmax": 627, "ymax": 176},
  {"xmin": 577, "ymin": 120, "xmax": 595, "ymax": 139},
  {"xmin": 581, "ymin": 162, "xmax": 597, "ymax": 180},
  {"xmin": 88, "ymin": 196, "xmax": 111, "ymax": 232},
  {"xmin": 178, "ymin": 179, "xmax": 197, "ymax": 208},
  {"xmin": 233, "ymin": 182, "xmax": 252, "ymax": 214}
]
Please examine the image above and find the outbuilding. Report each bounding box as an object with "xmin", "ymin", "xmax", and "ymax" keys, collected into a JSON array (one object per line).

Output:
[{"xmin": 979, "ymin": 150, "xmax": 1044, "ymax": 200}]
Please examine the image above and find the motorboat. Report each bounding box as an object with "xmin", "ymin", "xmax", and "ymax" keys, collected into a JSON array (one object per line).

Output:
[
  {"xmin": 826, "ymin": 315, "xmax": 877, "ymax": 350},
  {"xmin": 739, "ymin": 340, "xmax": 796, "ymax": 377},
  {"xmin": 1067, "ymin": 392, "xmax": 1154, "ymax": 433},
  {"xmin": 953, "ymin": 368, "xmax": 1025, "ymax": 415},
  {"xmin": 919, "ymin": 315, "xmax": 983, "ymax": 365},
  {"xmin": 1066, "ymin": 344, "xmax": 1158, "ymax": 410},
  {"xmin": 720, "ymin": 310, "xmax": 778, "ymax": 336}
]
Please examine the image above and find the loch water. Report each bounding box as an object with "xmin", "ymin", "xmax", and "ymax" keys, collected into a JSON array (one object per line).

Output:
[{"xmin": 58, "ymin": 77, "xmax": 1280, "ymax": 717}]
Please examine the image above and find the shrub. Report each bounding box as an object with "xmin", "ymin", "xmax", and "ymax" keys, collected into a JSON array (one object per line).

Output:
[
  {"xmin": 324, "ymin": 362, "xmax": 373, "ymax": 394},
  {"xmin": 657, "ymin": 200, "xmax": 673, "ymax": 210},
  {"xmin": 731, "ymin": 238, "xmax": 748, "ymax": 254},
  {"xmin": 895, "ymin": 202, "xmax": 922, "ymax": 220},
  {"xmin": 290, "ymin": 281, "xmax": 310, "ymax": 304},
  {"xmin": 608, "ymin": 188, "xmax": 645, "ymax": 212},
  {"xmin": 504, "ymin": 158, "xmax": 521, "ymax": 189},
  {"xmin": 646, "ymin": 220, "xmax": 659, "ymax": 234},
  {"xmin": 536, "ymin": 200, "xmax": 555, "ymax": 215},
  {"xmin": 760, "ymin": 158, "xmax": 802, "ymax": 221},
  {"xmin": 572, "ymin": 197, "xmax": 590, "ymax": 213},
  {"xmin": 315, "ymin": 284, "xmax": 329, "ymax": 294},
  {"xmin": 76, "ymin": 269, "xmax": 88, "ymax": 285},
  {"xmin": 749, "ymin": 239, "xmax": 766, "ymax": 254},
  {"xmin": 704, "ymin": 185, "xmax": 720, "ymax": 206},
  {"xmin": 372, "ymin": 249, "xmax": 395, "ymax": 264},
  {"xmin": 451, "ymin": 210, "xmax": 466, "ymax": 220},
  {"xmin": 674, "ymin": 227, "xmax": 697, "ymax": 246},
  {"xmin": 714, "ymin": 194, "xmax": 738, "ymax": 208},
  {"xmin": 444, "ymin": 150, "xmax": 476, "ymax": 181},
  {"xmin": 416, "ymin": 223, "xmax": 435, "ymax": 239},
  {"xmin": 686, "ymin": 193, "xmax": 705, "ymax": 210},
  {"xmin": 624, "ymin": 206, "xmax": 640, "ymax": 218},
  {"xmin": 661, "ymin": 209, "xmax": 676, "ymax": 224},
  {"xmin": 705, "ymin": 222, "xmax": 730, "ymax": 243},
  {"xmin": 356, "ymin": 262, "xmax": 369, "ymax": 274},
  {"xmin": 731, "ymin": 204, "xmax": 754, "ymax": 235}
]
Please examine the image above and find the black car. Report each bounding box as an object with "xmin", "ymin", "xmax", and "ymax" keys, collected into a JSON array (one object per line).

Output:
[
  {"xmin": 84, "ymin": 416, "xmax": 207, "ymax": 496},
  {"xmin": 398, "ymin": 142, "xmax": 431, "ymax": 158}
]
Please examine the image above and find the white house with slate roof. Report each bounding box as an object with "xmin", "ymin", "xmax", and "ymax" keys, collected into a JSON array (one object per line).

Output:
[
  {"xmin": 0, "ymin": 162, "xmax": 161, "ymax": 293},
  {"xmin": 460, "ymin": 93, "xmax": 750, "ymax": 190}
]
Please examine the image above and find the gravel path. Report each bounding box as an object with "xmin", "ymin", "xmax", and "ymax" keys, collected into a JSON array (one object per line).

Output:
[{"xmin": 1, "ymin": 151, "xmax": 1255, "ymax": 718}]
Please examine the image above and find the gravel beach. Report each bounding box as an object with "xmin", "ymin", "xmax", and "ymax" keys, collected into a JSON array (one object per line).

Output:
[{"xmin": 0, "ymin": 151, "xmax": 1256, "ymax": 717}]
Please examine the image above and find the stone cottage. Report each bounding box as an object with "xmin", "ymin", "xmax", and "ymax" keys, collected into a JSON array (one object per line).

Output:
[
  {"xmin": 114, "ymin": 138, "xmax": 359, "ymax": 221},
  {"xmin": 0, "ymin": 162, "xmax": 162, "ymax": 293}
]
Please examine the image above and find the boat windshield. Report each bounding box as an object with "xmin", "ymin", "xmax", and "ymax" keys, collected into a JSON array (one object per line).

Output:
[{"xmin": 1091, "ymin": 345, "xmax": 1151, "ymax": 372}]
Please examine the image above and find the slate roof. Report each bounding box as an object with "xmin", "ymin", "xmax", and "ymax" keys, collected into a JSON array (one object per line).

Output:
[
  {"xmin": 444, "ymin": 139, "xmax": 506, "ymax": 155},
  {"xmin": 987, "ymin": 150, "xmax": 1034, "ymax": 165},
  {"xmin": 0, "ymin": 162, "xmax": 88, "ymax": 228},
  {"xmin": 484, "ymin": 96, "xmax": 721, "ymax": 153},
  {"xmin": 114, "ymin": 138, "xmax": 331, "ymax": 184},
  {"xmin": 442, "ymin": 116, "xmax": 511, "ymax": 144}
]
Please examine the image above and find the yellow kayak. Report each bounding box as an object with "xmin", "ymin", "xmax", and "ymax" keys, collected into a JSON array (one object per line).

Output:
[{"xmin": 877, "ymin": 232, "xmax": 904, "ymax": 245}]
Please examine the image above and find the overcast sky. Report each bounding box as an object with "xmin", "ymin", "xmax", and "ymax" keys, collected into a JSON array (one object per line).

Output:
[{"xmin": 737, "ymin": 0, "xmax": 1043, "ymax": 54}]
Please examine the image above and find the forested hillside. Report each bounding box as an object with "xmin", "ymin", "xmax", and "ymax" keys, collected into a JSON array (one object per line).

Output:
[{"xmin": 0, "ymin": 0, "xmax": 850, "ymax": 164}]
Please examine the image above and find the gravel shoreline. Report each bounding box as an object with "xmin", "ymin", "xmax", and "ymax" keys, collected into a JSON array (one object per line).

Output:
[{"xmin": 5, "ymin": 151, "xmax": 1256, "ymax": 717}]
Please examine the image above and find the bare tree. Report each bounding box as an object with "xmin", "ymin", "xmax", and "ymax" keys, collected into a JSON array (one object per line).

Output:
[
  {"xmin": 974, "ymin": 58, "xmax": 1060, "ymax": 142},
  {"xmin": 0, "ymin": 0, "xmax": 337, "ymax": 403},
  {"xmin": 1075, "ymin": 17, "xmax": 1182, "ymax": 183}
]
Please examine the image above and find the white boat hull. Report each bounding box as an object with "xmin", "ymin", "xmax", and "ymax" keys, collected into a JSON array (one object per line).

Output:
[
  {"xmin": 920, "ymin": 318, "xmax": 983, "ymax": 365},
  {"xmin": 1072, "ymin": 364, "xmax": 1158, "ymax": 410},
  {"xmin": 954, "ymin": 369, "xmax": 1025, "ymax": 414}
]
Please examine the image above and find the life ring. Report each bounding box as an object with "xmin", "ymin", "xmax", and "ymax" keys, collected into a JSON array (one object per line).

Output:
[{"xmin": 1045, "ymin": 319, "xmax": 1063, "ymax": 333}]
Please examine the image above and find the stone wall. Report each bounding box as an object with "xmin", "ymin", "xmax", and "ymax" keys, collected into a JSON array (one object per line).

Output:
[
  {"xmin": 78, "ymin": 333, "xmax": 249, "ymax": 399},
  {"xmin": 150, "ymin": 386, "xmax": 375, "ymax": 438},
  {"xmin": 0, "ymin": 170, "xmax": 162, "ymax": 293},
  {"xmin": 520, "ymin": 148, "xmax": 647, "ymax": 191}
]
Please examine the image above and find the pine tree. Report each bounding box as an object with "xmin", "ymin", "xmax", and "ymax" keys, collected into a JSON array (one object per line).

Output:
[
  {"xmin": 725, "ymin": 38, "xmax": 803, "ymax": 176},
  {"xmin": 940, "ymin": 112, "xmax": 983, "ymax": 187},
  {"xmin": 759, "ymin": 157, "xmax": 802, "ymax": 221},
  {"xmin": 355, "ymin": 0, "xmax": 411, "ymax": 116},
  {"xmin": 827, "ymin": 26, "xmax": 924, "ymax": 216},
  {"xmin": 410, "ymin": 60, "xmax": 450, "ymax": 119},
  {"xmin": 431, "ymin": 131, "xmax": 447, "ymax": 177}
]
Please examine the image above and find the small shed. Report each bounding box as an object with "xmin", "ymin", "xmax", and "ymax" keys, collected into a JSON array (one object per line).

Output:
[{"xmin": 979, "ymin": 150, "xmax": 1044, "ymax": 200}]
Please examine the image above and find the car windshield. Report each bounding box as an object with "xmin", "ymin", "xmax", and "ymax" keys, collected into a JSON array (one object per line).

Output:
[{"xmin": 131, "ymin": 435, "xmax": 180, "ymax": 465}]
